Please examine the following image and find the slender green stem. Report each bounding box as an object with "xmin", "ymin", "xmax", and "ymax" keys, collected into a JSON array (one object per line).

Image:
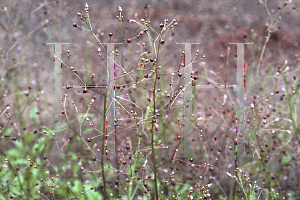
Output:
[
  {"xmin": 86, "ymin": 13, "xmax": 106, "ymax": 51},
  {"xmin": 101, "ymin": 93, "xmax": 107, "ymax": 199},
  {"xmin": 232, "ymin": 159, "xmax": 238, "ymax": 199},
  {"xmin": 152, "ymin": 42, "xmax": 160, "ymax": 200},
  {"xmin": 236, "ymin": 174, "xmax": 248, "ymax": 200},
  {"xmin": 248, "ymin": 3, "xmax": 289, "ymax": 98},
  {"xmin": 128, "ymin": 106, "xmax": 151, "ymax": 199},
  {"xmin": 247, "ymin": 28, "xmax": 271, "ymax": 98},
  {"xmin": 121, "ymin": 20, "xmax": 123, "ymax": 41},
  {"xmin": 284, "ymin": 75, "xmax": 299, "ymax": 140}
]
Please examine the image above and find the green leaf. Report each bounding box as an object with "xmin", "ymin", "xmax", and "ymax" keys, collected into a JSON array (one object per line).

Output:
[
  {"xmin": 85, "ymin": 190, "xmax": 102, "ymax": 199},
  {"xmin": 6, "ymin": 148, "xmax": 22, "ymax": 158},
  {"xmin": 4, "ymin": 128, "xmax": 12, "ymax": 135},
  {"xmin": 71, "ymin": 152, "xmax": 78, "ymax": 161},
  {"xmin": 72, "ymin": 179, "xmax": 82, "ymax": 193},
  {"xmin": 85, "ymin": 128, "xmax": 94, "ymax": 134},
  {"xmin": 293, "ymin": 105, "xmax": 297, "ymax": 129},
  {"xmin": 217, "ymin": 195, "xmax": 228, "ymax": 200},
  {"xmin": 25, "ymin": 133, "xmax": 35, "ymax": 143},
  {"xmin": 31, "ymin": 142, "xmax": 45, "ymax": 154},
  {"xmin": 281, "ymin": 155, "xmax": 291, "ymax": 166},
  {"xmin": 13, "ymin": 140, "xmax": 23, "ymax": 150},
  {"xmin": 29, "ymin": 106, "xmax": 39, "ymax": 120}
]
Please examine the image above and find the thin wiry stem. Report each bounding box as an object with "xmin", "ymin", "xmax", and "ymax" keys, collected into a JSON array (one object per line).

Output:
[
  {"xmin": 152, "ymin": 41, "xmax": 160, "ymax": 200},
  {"xmin": 101, "ymin": 92, "xmax": 107, "ymax": 199}
]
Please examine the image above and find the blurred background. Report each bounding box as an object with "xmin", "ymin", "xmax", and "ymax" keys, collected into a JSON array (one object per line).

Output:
[{"xmin": 1, "ymin": 0, "xmax": 299, "ymax": 122}]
